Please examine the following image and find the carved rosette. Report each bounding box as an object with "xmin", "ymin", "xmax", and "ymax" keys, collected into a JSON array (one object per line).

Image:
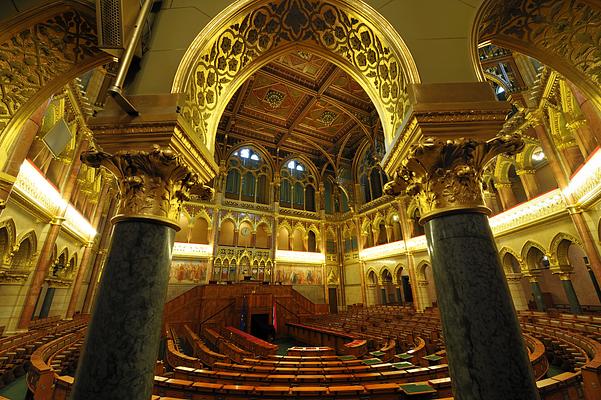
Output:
[
  {"xmin": 81, "ymin": 146, "xmax": 199, "ymax": 230},
  {"xmin": 384, "ymin": 134, "xmax": 524, "ymax": 223}
]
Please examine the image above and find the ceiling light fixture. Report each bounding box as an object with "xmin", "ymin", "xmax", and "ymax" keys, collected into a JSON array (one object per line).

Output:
[{"xmin": 264, "ymin": 89, "xmax": 285, "ymax": 109}]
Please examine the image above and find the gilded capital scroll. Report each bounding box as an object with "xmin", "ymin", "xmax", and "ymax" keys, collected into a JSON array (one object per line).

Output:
[
  {"xmin": 383, "ymin": 134, "xmax": 524, "ymax": 223},
  {"xmin": 81, "ymin": 145, "xmax": 210, "ymax": 230}
]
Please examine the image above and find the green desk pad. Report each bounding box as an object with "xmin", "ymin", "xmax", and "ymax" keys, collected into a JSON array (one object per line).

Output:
[{"xmin": 361, "ymin": 358, "xmax": 382, "ymax": 365}]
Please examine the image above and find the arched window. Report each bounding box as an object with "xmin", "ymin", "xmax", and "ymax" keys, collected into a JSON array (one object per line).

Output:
[
  {"xmin": 324, "ymin": 179, "xmax": 333, "ymax": 214},
  {"xmin": 241, "ymin": 171, "xmax": 256, "ymax": 202},
  {"xmin": 308, "ymin": 231, "xmax": 317, "ymax": 252},
  {"xmin": 377, "ymin": 222, "xmax": 388, "ymax": 245},
  {"xmin": 280, "ymin": 179, "xmax": 291, "ymax": 207},
  {"xmin": 293, "ymin": 182, "xmax": 304, "ymax": 209},
  {"xmin": 225, "ymin": 147, "xmax": 270, "ymax": 204},
  {"xmin": 11, "ymin": 237, "xmax": 33, "ymax": 272},
  {"xmin": 225, "ymin": 169, "xmax": 240, "ymax": 198},
  {"xmin": 305, "ymin": 185, "xmax": 316, "ymax": 211},
  {"xmin": 280, "ymin": 159, "xmax": 316, "ymax": 212},
  {"xmin": 357, "ymin": 144, "xmax": 388, "ymax": 204}
]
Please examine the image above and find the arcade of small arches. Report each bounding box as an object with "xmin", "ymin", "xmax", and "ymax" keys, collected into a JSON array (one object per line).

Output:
[{"xmin": 1, "ymin": 0, "xmax": 601, "ymax": 400}]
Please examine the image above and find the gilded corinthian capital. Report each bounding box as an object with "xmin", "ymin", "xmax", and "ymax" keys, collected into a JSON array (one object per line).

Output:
[
  {"xmin": 384, "ymin": 134, "xmax": 524, "ymax": 223},
  {"xmin": 81, "ymin": 146, "xmax": 202, "ymax": 230}
]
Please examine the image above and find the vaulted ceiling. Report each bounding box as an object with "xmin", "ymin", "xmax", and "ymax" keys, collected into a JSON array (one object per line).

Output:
[{"xmin": 216, "ymin": 49, "xmax": 382, "ymax": 169}]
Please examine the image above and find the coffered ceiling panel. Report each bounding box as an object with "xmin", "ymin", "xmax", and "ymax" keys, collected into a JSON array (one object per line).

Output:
[{"xmin": 217, "ymin": 48, "xmax": 383, "ymax": 169}]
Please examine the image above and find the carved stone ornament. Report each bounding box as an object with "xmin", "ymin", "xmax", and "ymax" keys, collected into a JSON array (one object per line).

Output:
[
  {"xmin": 81, "ymin": 146, "xmax": 199, "ymax": 230},
  {"xmin": 383, "ymin": 134, "xmax": 525, "ymax": 223}
]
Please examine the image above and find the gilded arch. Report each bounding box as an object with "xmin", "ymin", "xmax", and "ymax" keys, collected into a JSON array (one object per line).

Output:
[
  {"xmin": 393, "ymin": 263, "xmax": 404, "ymax": 284},
  {"xmin": 521, "ymin": 240, "xmax": 548, "ymax": 270},
  {"xmin": 173, "ymin": 0, "xmax": 420, "ymax": 153},
  {"xmin": 224, "ymin": 142, "xmax": 276, "ymax": 174},
  {"xmin": 279, "ymin": 154, "xmax": 321, "ymax": 185},
  {"xmin": 473, "ymin": 0, "xmax": 601, "ymax": 110},
  {"xmin": 365, "ymin": 267, "xmax": 378, "ymax": 285},
  {"xmin": 499, "ymin": 247, "xmax": 523, "ymax": 274},
  {"xmin": 0, "ymin": 1, "xmax": 111, "ymax": 169},
  {"xmin": 549, "ymin": 232, "xmax": 584, "ymax": 266},
  {"xmin": 415, "ymin": 260, "xmax": 431, "ymax": 281}
]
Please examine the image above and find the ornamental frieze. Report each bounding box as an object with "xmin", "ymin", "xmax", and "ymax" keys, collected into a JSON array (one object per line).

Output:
[
  {"xmin": 478, "ymin": 0, "xmax": 601, "ymax": 94},
  {"xmin": 0, "ymin": 6, "xmax": 104, "ymax": 134}
]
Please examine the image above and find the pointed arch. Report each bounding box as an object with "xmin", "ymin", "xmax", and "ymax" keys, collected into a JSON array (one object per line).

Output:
[
  {"xmin": 499, "ymin": 247, "xmax": 523, "ymax": 274},
  {"xmin": 549, "ymin": 233, "xmax": 584, "ymax": 266},
  {"xmin": 0, "ymin": 2, "xmax": 111, "ymax": 170},
  {"xmin": 173, "ymin": 0, "xmax": 420, "ymax": 152},
  {"xmin": 472, "ymin": 0, "xmax": 601, "ymax": 110},
  {"xmin": 416, "ymin": 260, "xmax": 431, "ymax": 281}
]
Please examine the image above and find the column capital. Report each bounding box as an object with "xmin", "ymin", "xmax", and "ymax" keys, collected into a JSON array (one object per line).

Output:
[
  {"xmin": 383, "ymin": 134, "xmax": 524, "ymax": 223},
  {"xmin": 81, "ymin": 146, "xmax": 210, "ymax": 230},
  {"xmin": 505, "ymin": 272, "xmax": 523, "ymax": 281},
  {"xmin": 525, "ymin": 109, "xmax": 546, "ymax": 128},
  {"xmin": 516, "ymin": 169, "xmax": 536, "ymax": 176},
  {"xmin": 523, "ymin": 272, "xmax": 540, "ymax": 283},
  {"xmin": 555, "ymin": 271, "xmax": 574, "ymax": 281}
]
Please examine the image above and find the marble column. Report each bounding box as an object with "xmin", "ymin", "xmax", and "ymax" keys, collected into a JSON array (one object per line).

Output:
[
  {"xmin": 561, "ymin": 144, "xmax": 584, "ymax": 173},
  {"xmin": 65, "ymin": 242, "xmax": 94, "ymax": 319},
  {"xmin": 0, "ymin": 100, "xmax": 48, "ymax": 210},
  {"xmin": 516, "ymin": 170, "xmax": 539, "ymax": 200},
  {"xmin": 567, "ymin": 81, "xmax": 601, "ymax": 144},
  {"xmin": 416, "ymin": 280, "xmax": 430, "ymax": 311},
  {"xmin": 384, "ymin": 135, "xmax": 539, "ymax": 400},
  {"xmin": 82, "ymin": 196, "xmax": 117, "ymax": 314},
  {"xmin": 566, "ymin": 118, "xmax": 598, "ymax": 157},
  {"xmin": 71, "ymin": 147, "xmax": 202, "ymax": 400},
  {"xmin": 495, "ymin": 183, "xmax": 518, "ymax": 210},
  {"xmin": 528, "ymin": 115, "xmax": 601, "ymax": 285},
  {"xmin": 66, "ymin": 183, "xmax": 110, "ymax": 318},
  {"xmin": 17, "ymin": 219, "xmax": 62, "ymax": 329},
  {"xmin": 557, "ymin": 272, "xmax": 582, "ymax": 314},
  {"xmin": 527, "ymin": 275, "xmax": 545, "ymax": 312},
  {"xmin": 17, "ymin": 132, "xmax": 91, "ymax": 328}
]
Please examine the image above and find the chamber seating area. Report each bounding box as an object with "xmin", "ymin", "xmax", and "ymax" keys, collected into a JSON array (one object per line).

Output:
[
  {"xmin": 0, "ymin": 315, "xmax": 87, "ymax": 390},
  {"xmin": 20, "ymin": 302, "xmax": 601, "ymax": 399}
]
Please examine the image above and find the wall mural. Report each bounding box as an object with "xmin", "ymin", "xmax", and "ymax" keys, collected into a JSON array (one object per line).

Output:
[
  {"xmin": 169, "ymin": 260, "xmax": 208, "ymax": 284},
  {"xmin": 275, "ymin": 263, "xmax": 323, "ymax": 285}
]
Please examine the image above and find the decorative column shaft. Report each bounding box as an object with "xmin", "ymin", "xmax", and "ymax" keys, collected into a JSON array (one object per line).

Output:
[
  {"xmin": 71, "ymin": 146, "xmax": 203, "ymax": 400},
  {"xmin": 567, "ymin": 81, "xmax": 601, "ymax": 144},
  {"xmin": 16, "ymin": 219, "xmax": 62, "ymax": 329},
  {"xmin": 82, "ymin": 196, "xmax": 117, "ymax": 314},
  {"xmin": 66, "ymin": 183, "xmax": 110, "ymax": 318},
  {"xmin": 384, "ymin": 135, "xmax": 539, "ymax": 400},
  {"xmin": 526, "ymin": 275, "xmax": 545, "ymax": 312},
  {"xmin": 0, "ymin": 101, "xmax": 48, "ymax": 210},
  {"xmin": 495, "ymin": 183, "xmax": 518, "ymax": 210},
  {"xmin": 529, "ymin": 116, "xmax": 601, "ymax": 285},
  {"xmin": 516, "ymin": 170, "xmax": 539, "ymax": 200},
  {"xmin": 557, "ymin": 272, "xmax": 582, "ymax": 314}
]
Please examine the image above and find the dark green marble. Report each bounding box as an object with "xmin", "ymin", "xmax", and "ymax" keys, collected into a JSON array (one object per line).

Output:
[
  {"xmin": 561, "ymin": 279, "xmax": 582, "ymax": 314},
  {"xmin": 71, "ymin": 220, "xmax": 175, "ymax": 400},
  {"xmin": 425, "ymin": 212, "xmax": 539, "ymax": 400},
  {"xmin": 531, "ymin": 281, "xmax": 545, "ymax": 311}
]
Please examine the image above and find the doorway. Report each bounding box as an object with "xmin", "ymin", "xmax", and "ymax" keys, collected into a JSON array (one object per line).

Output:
[
  {"xmin": 328, "ymin": 288, "xmax": 338, "ymax": 313},
  {"xmin": 250, "ymin": 313, "xmax": 272, "ymax": 341}
]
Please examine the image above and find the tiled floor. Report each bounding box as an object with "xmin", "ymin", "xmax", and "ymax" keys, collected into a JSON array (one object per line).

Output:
[{"xmin": 0, "ymin": 376, "xmax": 27, "ymax": 399}]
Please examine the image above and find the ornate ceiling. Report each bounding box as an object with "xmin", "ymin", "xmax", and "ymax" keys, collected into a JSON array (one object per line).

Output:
[{"xmin": 216, "ymin": 49, "xmax": 381, "ymax": 169}]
